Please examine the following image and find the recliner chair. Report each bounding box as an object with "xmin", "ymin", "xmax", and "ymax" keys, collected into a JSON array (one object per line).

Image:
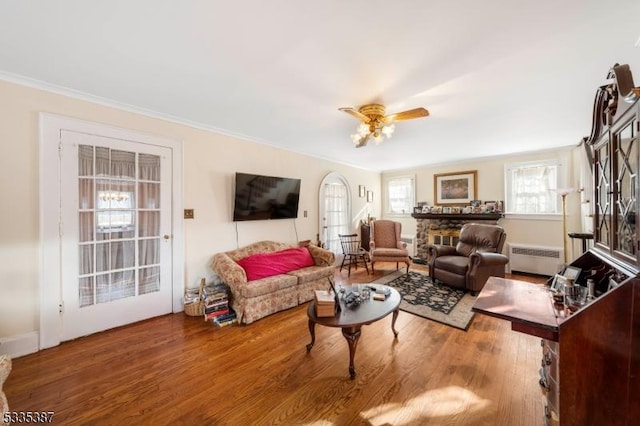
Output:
[{"xmin": 427, "ymin": 223, "xmax": 508, "ymax": 294}]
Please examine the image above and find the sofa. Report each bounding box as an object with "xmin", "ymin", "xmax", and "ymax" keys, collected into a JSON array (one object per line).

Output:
[
  {"xmin": 211, "ymin": 241, "xmax": 335, "ymax": 324},
  {"xmin": 0, "ymin": 354, "xmax": 10, "ymax": 426}
]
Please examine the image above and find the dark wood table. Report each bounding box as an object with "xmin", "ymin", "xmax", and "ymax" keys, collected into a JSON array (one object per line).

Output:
[{"xmin": 306, "ymin": 285, "xmax": 401, "ymax": 379}]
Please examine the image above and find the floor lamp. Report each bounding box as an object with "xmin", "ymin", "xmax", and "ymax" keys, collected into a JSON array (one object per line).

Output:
[{"xmin": 554, "ymin": 188, "xmax": 575, "ymax": 265}]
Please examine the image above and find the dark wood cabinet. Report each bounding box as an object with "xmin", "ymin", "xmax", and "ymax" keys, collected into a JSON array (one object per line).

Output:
[
  {"xmin": 592, "ymin": 69, "xmax": 639, "ymax": 267},
  {"xmin": 474, "ymin": 64, "xmax": 640, "ymax": 425},
  {"xmin": 360, "ymin": 223, "xmax": 370, "ymax": 251}
]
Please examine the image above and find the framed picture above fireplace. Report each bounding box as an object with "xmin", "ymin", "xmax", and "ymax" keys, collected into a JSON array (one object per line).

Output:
[{"xmin": 434, "ymin": 170, "xmax": 477, "ymax": 205}]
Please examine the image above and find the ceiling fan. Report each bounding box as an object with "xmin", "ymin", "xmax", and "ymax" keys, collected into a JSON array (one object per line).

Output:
[{"xmin": 339, "ymin": 103, "xmax": 429, "ymax": 148}]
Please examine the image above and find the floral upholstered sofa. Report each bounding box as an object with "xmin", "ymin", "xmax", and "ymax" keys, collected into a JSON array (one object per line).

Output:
[
  {"xmin": 211, "ymin": 241, "xmax": 335, "ymax": 324},
  {"xmin": 0, "ymin": 354, "xmax": 10, "ymax": 425}
]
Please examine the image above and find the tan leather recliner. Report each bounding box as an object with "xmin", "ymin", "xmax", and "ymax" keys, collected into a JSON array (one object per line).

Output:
[{"xmin": 427, "ymin": 223, "xmax": 508, "ymax": 294}]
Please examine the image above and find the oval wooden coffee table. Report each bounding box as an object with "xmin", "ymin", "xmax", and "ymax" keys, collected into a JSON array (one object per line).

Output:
[{"xmin": 306, "ymin": 285, "xmax": 401, "ymax": 379}]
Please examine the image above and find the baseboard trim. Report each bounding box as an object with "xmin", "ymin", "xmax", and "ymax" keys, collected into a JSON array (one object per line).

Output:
[{"xmin": 0, "ymin": 331, "xmax": 39, "ymax": 358}]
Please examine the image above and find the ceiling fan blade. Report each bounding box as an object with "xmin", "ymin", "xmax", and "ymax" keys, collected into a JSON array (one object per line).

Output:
[
  {"xmin": 339, "ymin": 107, "xmax": 371, "ymax": 123},
  {"xmin": 383, "ymin": 107, "xmax": 429, "ymax": 123}
]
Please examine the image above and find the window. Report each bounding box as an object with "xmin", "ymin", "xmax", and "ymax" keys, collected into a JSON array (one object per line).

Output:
[
  {"xmin": 505, "ymin": 159, "xmax": 561, "ymax": 215},
  {"xmin": 384, "ymin": 175, "xmax": 415, "ymax": 215}
]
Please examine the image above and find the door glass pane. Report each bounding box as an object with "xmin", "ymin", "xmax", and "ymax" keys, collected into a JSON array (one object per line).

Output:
[
  {"xmin": 79, "ymin": 178, "xmax": 94, "ymax": 209},
  {"xmin": 139, "ymin": 239, "xmax": 159, "ymax": 266},
  {"xmin": 77, "ymin": 145, "xmax": 163, "ymax": 307},
  {"xmin": 96, "ymin": 273, "xmax": 109, "ymax": 304},
  {"xmin": 615, "ymin": 121, "xmax": 637, "ymax": 256},
  {"xmin": 110, "ymin": 241, "xmax": 135, "ymax": 270},
  {"xmin": 96, "ymin": 242, "xmax": 109, "ymax": 273},
  {"xmin": 79, "ymin": 212, "xmax": 94, "ymax": 242},
  {"xmin": 96, "ymin": 147, "xmax": 110, "ymax": 176},
  {"xmin": 596, "ymin": 142, "xmax": 610, "ymax": 247},
  {"xmin": 79, "ymin": 244, "xmax": 94, "ymax": 275},
  {"xmin": 78, "ymin": 145, "xmax": 93, "ymax": 176},
  {"xmin": 139, "ymin": 183, "xmax": 160, "ymax": 209},
  {"xmin": 139, "ymin": 212, "xmax": 159, "ymax": 237},
  {"xmin": 139, "ymin": 266, "xmax": 160, "ymax": 295},
  {"xmin": 79, "ymin": 277, "xmax": 94, "ymax": 307},
  {"xmin": 111, "ymin": 270, "xmax": 135, "ymax": 301},
  {"xmin": 110, "ymin": 150, "xmax": 135, "ymax": 179},
  {"xmin": 139, "ymin": 154, "xmax": 160, "ymax": 181}
]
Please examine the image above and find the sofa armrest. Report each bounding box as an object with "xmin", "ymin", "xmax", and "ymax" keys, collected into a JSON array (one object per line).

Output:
[
  {"xmin": 307, "ymin": 245, "xmax": 336, "ymax": 266},
  {"xmin": 211, "ymin": 252, "xmax": 247, "ymax": 294},
  {"xmin": 396, "ymin": 241, "xmax": 407, "ymax": 250}
]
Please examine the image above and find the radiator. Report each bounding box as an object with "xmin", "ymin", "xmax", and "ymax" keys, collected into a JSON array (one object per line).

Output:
[
  {"xmin": 507, "ymin": 243, "xmax": 563, "ymax": 276},
  {"xmin": 401, "ymin": 235, "xmax": 416, "ymax": 257}
]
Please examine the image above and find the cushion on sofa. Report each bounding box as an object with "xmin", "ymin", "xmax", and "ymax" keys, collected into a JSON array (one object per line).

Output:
[
  {"xmin": 237, "ymin": 247, "xmax": 316, "ymax": 281},
  {"xmin": 286, "ymin": 265, "xmax": 335, "ymax": 284},
  {"xmin": 238, "ymin": 274, "xmax": 299, "ymax": 298}
]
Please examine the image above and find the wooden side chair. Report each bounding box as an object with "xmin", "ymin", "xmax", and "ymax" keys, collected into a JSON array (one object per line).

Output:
[{"xmin": 338, "ymin": 234, "xmax": 369, "ymax": 276}]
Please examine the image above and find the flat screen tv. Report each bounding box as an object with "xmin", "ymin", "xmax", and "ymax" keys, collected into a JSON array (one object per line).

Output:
[{"xmin": 233, "ymin": 172, "xmax": 301, "ymax": 221}]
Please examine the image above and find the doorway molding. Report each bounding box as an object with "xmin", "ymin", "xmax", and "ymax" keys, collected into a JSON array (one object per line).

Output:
[{"xmin": 39, "ymin": 113, "xmax": 184, "ymax": 350}]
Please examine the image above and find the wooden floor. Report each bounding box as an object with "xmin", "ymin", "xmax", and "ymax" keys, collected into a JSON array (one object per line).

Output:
[{"xmin": 6, "ymin": 264, "xmax": 548, "ymax": 425}]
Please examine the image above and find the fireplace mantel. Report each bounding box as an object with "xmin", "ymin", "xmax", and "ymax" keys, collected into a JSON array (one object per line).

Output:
[{"xmin": 411, "ymin": 213, "xmax": 504, "ymax": 221}]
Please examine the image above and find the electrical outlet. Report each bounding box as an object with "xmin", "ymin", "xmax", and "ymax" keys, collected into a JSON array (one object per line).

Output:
[
  {"xmin": 304, "ymin": 210, "xmax": 307, "ymax": 218},
  {"xmin": 184, "ymin": 209, "xmax": 194, "ymax": 219}
]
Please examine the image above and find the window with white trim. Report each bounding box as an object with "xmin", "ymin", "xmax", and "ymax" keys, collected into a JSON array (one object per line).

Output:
[
  {"xmin": 505, "ymin": 159, "xmax": 561, "ymax": 214},
  {"xmin": 384, "ymin": 175, "xmax": 415, "ymax": 215}
]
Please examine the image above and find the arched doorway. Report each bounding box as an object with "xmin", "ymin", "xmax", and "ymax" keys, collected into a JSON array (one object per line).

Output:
[{"xmin": 318, "ymin": 172, "xmax": 351, "ymax": 256}]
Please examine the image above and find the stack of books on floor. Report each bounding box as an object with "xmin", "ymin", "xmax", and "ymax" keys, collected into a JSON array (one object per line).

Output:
[
  {"xmin": 202, "ymin": 282, "xmax": 236, "ymax": 326},
  {"xmin": 314, "ymin": 289, "xmax": 336, "ymax": 317}
]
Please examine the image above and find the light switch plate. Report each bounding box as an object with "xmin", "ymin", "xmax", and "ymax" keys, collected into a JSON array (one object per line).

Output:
[{"xmin": 184, "ymin": 209, "xmax": 194, "ymax": 219}]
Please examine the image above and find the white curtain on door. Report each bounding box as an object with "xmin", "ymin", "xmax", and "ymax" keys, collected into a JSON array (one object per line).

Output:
[{"xmin": 77, "ymin": 145, "xmax": 161, "ymax": 306}]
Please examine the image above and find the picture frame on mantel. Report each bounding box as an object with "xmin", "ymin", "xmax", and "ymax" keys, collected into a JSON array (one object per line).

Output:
[{"xmin": 434, "ymin": 170, "xmax": 477, "ymax": 205}]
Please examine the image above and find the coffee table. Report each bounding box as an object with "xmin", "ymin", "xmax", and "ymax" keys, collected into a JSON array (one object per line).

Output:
[{"xmin": 306, "ymin": 285, "xmax": 401, "ymax": 379}]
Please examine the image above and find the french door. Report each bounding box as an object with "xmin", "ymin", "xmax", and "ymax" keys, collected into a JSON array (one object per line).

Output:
[
  {"xmin": 59, "ymin": 131, "xmax": 173, "ymax": 340},
  {"xmin": 319, "ymin": 173, "xmax": 351, "ymax": 255},
  {"xmin": 40, "ymin": 114, "xmax": 183, "ymax": 349}
]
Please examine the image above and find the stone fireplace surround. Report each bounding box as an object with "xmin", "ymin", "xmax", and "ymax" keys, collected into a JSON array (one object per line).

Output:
[{"xmin": 411, "ymin": 213, "xmax": 503, "ymax": 260}]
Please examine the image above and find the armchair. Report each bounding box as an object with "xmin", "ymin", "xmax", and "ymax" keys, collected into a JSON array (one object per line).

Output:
[
  {"xmin": 369, "ymin": 220, "xmax": 410, "ymax": 274},
  {"xmin": 427, "ymin": 223, "xmax": 508, "ymax": 294}
]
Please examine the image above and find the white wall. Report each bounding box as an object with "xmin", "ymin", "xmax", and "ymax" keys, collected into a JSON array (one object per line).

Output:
[
  {"xmin": 0, "ymin": 80, "xmax": 381, "ymax": 343},
  {"xmin": 382, "ymin": 147, "xmax": 588, "ymax": 258}
]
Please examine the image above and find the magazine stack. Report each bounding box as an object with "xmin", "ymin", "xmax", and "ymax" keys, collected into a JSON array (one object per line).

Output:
[{"xmin": 202, "ymin": 282, "xmax": 237, "ymax": 327}]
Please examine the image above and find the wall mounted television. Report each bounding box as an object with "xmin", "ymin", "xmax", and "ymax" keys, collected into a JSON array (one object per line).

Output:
[{"xmin": 233, "ymin": 172, "xmax": 301, "ymax": 221}]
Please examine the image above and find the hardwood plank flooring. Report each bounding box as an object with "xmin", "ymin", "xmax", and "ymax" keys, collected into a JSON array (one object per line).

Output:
[{"xmin": 5, "ymin": 264, "xmax": 548, "ymax": 425}]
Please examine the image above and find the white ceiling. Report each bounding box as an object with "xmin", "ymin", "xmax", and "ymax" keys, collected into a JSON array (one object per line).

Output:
[{"xmin": 1, "ymin": 1, "xmax": 639, "ymax": 171}]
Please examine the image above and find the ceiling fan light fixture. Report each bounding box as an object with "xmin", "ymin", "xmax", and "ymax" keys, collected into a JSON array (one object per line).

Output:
[{"xmin": 340, "ymin": 103, "xmax": 428, "ymax": 148}]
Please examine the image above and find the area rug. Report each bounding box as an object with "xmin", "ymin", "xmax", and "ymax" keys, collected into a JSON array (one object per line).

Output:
[{"xmin": 371, "ymin": 270, "xmax": 476, "ymax": 330}]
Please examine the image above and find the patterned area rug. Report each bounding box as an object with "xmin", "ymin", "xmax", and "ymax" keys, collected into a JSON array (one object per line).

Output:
[{"xmin": 372, "ymin": 270, "xmax": 476, "ymax": 330}]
